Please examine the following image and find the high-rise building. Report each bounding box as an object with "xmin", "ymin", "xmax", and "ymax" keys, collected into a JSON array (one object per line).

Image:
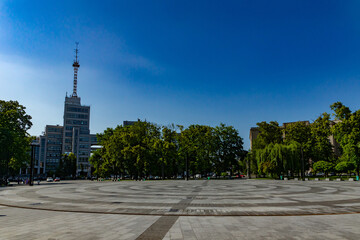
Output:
[
  {"xmin": 36, "ymin": 44, "xmax": 97, "ymax": 176},
  {"xmin": 62, "ymin": 95, "xmax": 91, "ymax": 173}
]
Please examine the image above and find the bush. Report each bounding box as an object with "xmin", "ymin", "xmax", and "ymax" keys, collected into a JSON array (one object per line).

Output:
[
  {"xmin": 313, "ymin": 161, "xmax": 335, "ymax": 177},
  {"xmin": 335, "ymin": 161, "xmax": 355, "ymax": 175}
]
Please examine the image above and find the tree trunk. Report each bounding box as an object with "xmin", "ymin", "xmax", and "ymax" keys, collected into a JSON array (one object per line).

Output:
[
  {"xmin": 162, "ymin": 162, "xmax": 165, "ymax": 180},
  {"xmin": 301, "ymin": 147, "xmax": 305, "ymax": 181}
]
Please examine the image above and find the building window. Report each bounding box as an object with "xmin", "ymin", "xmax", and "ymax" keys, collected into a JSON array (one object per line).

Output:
[
  {"xmin": 66, "ymin": 107, "xmax": 89, "ymax": 113},
  {"xmin": 79, "ymin": 137, "xmax": 89, "ymax": 142},
  {"xmin": 66, "ymin": 120, "xmax": 88, "ymax": 125}
]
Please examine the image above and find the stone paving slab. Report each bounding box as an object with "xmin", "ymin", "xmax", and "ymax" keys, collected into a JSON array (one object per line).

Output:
[
  {"xmin": 1, "ymin": 180, "xmax": 360, "ymax": 239},
  {"xmin": 164, "ymin": 215, "xmax": 360, "ymax": 240},
  {"xmin": 1, "ymin": 180, "xmax": 360, "ymax": 216},
  {"xmin": 1, "ymin": 206, "xmax": 360, "ymax": 240},
  {"xmin": 0, "ymin": 206, "xmax": 159, "ymax": 240}
]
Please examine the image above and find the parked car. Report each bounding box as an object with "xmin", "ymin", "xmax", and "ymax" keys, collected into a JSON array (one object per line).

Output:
[
  {"xmin": 54, "ymin": 177, "xmax": 61, "ymax": 182},
  {"xmin": 46, "ymin": 177, "xmax": 53, "ymax": 182}
]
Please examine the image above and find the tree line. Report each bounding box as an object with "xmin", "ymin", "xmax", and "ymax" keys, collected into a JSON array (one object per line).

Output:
[
  {"xmin": 248, "ymin": 102, "xmax": 360, "ymax": 179},
  {"xmin": 90, "ymin": 122, "xmax": 246, "ymax": 179},
  {"xmin": 2, "ymin": 99, "xmax": 359, "ymax": 182}
]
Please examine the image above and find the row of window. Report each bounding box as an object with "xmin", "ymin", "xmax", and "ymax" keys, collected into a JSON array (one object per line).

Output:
[
  {"xmin": 80, "ymin": 130, "xmax": 90, "ymax": 134},
  {"xmin": 66, "ymin": 106, "xmax": 89, "ymax": 113},
  {"xmin": 48, "ymin": 134, "xmax": 62, "ymax": 139},
  {"xmin": 47, "ymin": 128, "xmax": 62, "ymax": 133},
  {"xmin": 65, "ymin": 120, "xmax": 88, "ymax": 125},
  {"xmin": 66, "ymin": 126, "xmax": 88, "ymax": 130},
  {"xmin": 78, "ymin": 157, "xmax": 88, "ymax": 163},
  {"xmin": 47, "ymin": 140, "xmax": 61, "ymax": 145},
  {"xmin": 79, "ymin": 151, "xmax": 88, "ymax": 156},
  {"xmin": 66, "ymin": 113, "xmax": 88, "ymax": 119},
  {"xmin": 47, "ymin": 146, "xmax": 61, "ymax": 151},
  {"xmin": 47, "ymin": 153, "xmax": 61, "ymax": 157},
  {"xmin": 79, "ymin": 137, "xmax": 89, "ymax": 142},
  {"xmin": 46, "ymin": 159, "xmax": 60, "ymax": 163},
  {"xmin": 65, "ymin": 131, "xmax": 90, "ymax": 137}
]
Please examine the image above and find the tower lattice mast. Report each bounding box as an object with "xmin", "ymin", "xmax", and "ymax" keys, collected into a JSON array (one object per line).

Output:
[{"xmin": 72, "ymin": 42, "xmax": 80, "ymax": 97}]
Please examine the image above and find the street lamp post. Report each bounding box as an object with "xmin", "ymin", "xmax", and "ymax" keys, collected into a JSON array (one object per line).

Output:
[
  {"xmin": 29, "ymin": 144, "xmax": 34, "ymax": 186},
  {"xmin": 29, "ymin": 142, "xmax": 39, "ymax": 186},
  {"xmin": 301, "ymin": 146, "xmax": 305, "ymax": 181},
  {"xmin": 185, "ymin": 154, "xmax": 189, "ymax": 181}
]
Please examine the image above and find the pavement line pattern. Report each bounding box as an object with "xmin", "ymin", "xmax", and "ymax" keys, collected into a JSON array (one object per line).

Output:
[
  {"xmin": 1, "ymin": 180, "xmax": 360, "ymax": 217},
  {"xmin": 136, "ymin": 181, "xmax": 209, "ymax": 239},
  {"xmin": 136, "ymin": 216, "xmax": 179, "ymax": 240},
  {"xmin": 2, "ymin": 180, "xmax": 360, "ymax": 239}
]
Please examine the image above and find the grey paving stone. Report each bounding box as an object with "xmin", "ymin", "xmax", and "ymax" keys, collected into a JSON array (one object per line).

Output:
[{"xmin": 1, "ymin": 180, "xmax": 360, "ymax": 239}]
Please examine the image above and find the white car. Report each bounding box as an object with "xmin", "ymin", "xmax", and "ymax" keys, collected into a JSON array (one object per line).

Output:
[{"xmin": 46, "ymin": 177, "xmax": 53, "ymax": 182}]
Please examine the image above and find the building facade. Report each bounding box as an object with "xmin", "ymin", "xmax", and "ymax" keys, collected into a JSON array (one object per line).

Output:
[
  {"xmin": 35, "ymin": 45, "xmax": 97, "ymax": 176},
  {"xmin": 62, "ymin": 96, "xmax": 91, "ymax": 173}
]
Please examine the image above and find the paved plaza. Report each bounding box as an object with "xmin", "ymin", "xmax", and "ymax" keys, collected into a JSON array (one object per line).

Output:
[{"xmin": 1, "ymin": 180, "xmax": 360, "ymax": 239}]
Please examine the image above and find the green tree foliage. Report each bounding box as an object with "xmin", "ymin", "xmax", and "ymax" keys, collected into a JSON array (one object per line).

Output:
[
  {"xmin": 158, "ymin": 125, "xmax": 178, "ymax": 179},
  {"xmin": 96, "ymin": 121, "xmax": 161, "ymax": 179},
  {"xmin": 250, "ymin": 116, "xmax": 335, "ymax": 178},
  {"xmin": 255, "ymin": 142, "xmax": 302, "ymax": 178},
  {"xmin": 283, "ymin": 121, "xmax": 312, "ymax": 178},
  {"xmin": 178, "ymin": 125, "xmax": 217, "ymax": 176},
  {"xmin": 214, "ymin": 123, "xmax": 244, "ymax": 176},
  {"xmin": 330, "ymin": 102, "xmax": 351, "ymax": 121},
  {"xmin": 312, "ymin": 161, "xmax": 334, "ymax": 177},
  {"xmin": 89, "ymin": 150, "xmax": 104, "ymax": 177},
  {"xmin": 331, "ymin": 102, "xmax": 360, "ymax": 176},
  {"xmin": 335, "ymin": 161, "xmax": 355, "ymax": 176},
  {"xmin": 284, "ymin": 122, "xmax": 311, "ymax": 149},
  {"xmin": 253, "ymin": 121, "xmax": 282, "ymax": 149},
  {"xmin": 57, "ymin": 153, "xmax": 77, "ymax": 178},
  {"xmin": 0, "ymin": 100, "xmax": 32, "ymax": 179},
  {"xmin": 93, "ymin": 121, "xmax": 244, "ymax": 179},
  {"xmin": 310, "ymin": 113, "xmax": 334, "ymax": 163}
]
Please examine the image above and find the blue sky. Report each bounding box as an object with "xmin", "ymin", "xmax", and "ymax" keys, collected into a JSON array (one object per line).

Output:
[{"xmin": 1, "ymin": 0, "xmax": 360, "ymax": 149}]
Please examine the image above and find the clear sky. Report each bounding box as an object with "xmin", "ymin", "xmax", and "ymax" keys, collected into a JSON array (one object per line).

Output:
[{"xmin": 1, "ymin": 0, "xmax": 360, "ymax": 149}]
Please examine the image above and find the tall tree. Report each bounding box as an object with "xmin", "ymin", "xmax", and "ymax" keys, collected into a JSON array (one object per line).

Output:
[
  {"xmin": 330, "ymin": 102, "xmax": 351, "ymax": 121},
  {"xmin": 89, "ymin": 150, "xmax": 103, "ymax": 177},
  {"xmin": 0, "ymin": 100, "xmax": 32, "ymax": 180},
  {"xmin": 283, "ymin": 121, "xmax": 312, "ymax": 179},
  {"xmin": 310, "ymin": 113, "xmax": 333, "ymax": 163},
  {"xmin": 158, "ymin": 125, "xmax": 178, "ymax": 179},
  {"xmin": 331, "ymin": 102, "xmax": 360, "ymax": 176},
  {"xmin": 214, "ymin": 123, "xmax": 244, "ymax": 176},
  {"xmin": 253, "ymin": 121, "xmax": 282, "ymax": 149}
]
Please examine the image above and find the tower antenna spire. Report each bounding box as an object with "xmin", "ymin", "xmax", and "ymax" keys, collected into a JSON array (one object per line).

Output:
[{"xmin": 72, "ymin": 42, "xmax": 80, "ymax": 97}]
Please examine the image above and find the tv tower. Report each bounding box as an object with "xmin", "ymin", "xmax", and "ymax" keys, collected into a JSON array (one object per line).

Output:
[{"xmin": 72, "ymin": 42, "xmax": 80, "ymax": 97}]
